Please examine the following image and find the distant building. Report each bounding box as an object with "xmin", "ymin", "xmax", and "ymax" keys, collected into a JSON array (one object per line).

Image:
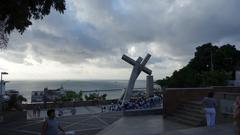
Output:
[
  {"xmin": 44, "ymin": 86, "xmax": 65, "ymax": 102},
  {"xmin": 234, "ymin": 71, "xmax": 240, "ymax": 86},
  {"xmin": 31, "ymin": 91, "xmax": 44, "ymax": 102},
  {"xmin": 228, "ymin": 71, "xmax": 240, "ymax": 86},
  {"xmin": 5, "ymin": 89, "xmax": 19, "ymax": 96},
  {"xmin": 31, "ymin": 85, "xmax": 65, "ymax": 103}
]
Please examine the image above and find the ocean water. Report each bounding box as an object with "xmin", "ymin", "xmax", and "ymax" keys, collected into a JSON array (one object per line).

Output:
[{"xmin": 5, "ymin": 80, "xmax": 146, "ymax": 103}]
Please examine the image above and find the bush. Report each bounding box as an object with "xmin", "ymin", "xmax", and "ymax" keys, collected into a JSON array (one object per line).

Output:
[
  {"xmin": 84, "ymin": 93, "xmax": 107, "ymax": 101},
  {"xmin": 58, "ymin": 90, "xmax": 83, "ymax": 102},
  {"xmin": 7, "ymin": 95, "xmax": 27, "ymax": 111}
]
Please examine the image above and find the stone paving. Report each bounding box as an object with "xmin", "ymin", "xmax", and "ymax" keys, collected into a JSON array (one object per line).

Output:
[
  {"xmin": 1, "ymin": 107, "xmax": 235, "ymax": 135},
  {"xmin": 154, "ymin": 123, "xmax": 234, "ymax": 135},
  {"xmin": 0, "ymin": 112, "xmax": 122, "ymax": 135},
  {"xmin": 97, "ymin": 115, "xmax": 235, "ymax": 135},
  {"xmin": 97, "ymin": 115, "xmax": 190, "ymax": 135},
  {"xmin": 26, "ymin": 106, "xmax": 104, "ymax": 120}
]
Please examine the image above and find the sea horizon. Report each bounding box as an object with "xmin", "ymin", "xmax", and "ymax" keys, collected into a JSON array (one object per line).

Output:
[
  {"xmin": 5, "ymin": 79, "xmax": 146, "ymax": 81},
  {"xmin": 5, "ymin": 80, "xmax": 147, "ymax": 103}
]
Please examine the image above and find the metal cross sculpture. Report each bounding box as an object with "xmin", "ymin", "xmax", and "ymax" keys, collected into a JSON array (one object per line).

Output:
[{"xmin": 121, "ymin": 53, "xmax": 152, "ymax": 104}]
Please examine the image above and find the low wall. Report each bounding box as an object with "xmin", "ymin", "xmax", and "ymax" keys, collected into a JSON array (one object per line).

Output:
[
  {"xmin": 22, "ymin": 99, "xmax": 118, "ymax": 110},
  {"xmin": 123, "ymin": 107, "xmax": 163, "ymax": 116},
  {"xmin": 163, "ymin": 86, "xmax": 240, "ymax": 123},
  {"xmin": 0, "ymin": 111, "xmax": 27, "ymax": 123},
  {"xmin": 163, "ymin": 87, "xmax": 211, "ymax": 114}
]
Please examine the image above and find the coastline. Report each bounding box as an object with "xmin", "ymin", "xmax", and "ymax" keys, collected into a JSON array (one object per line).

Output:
[
  {"xmin": 5, "ymin": 80, "xmax": 147, "ymax": 103},
  {"xmin": 22, "ymin": 99, "xmax": 119, "ymax": 110}
]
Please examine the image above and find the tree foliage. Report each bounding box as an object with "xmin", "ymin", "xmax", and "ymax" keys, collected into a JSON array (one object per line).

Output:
[
  {"xmin": 7, "ymin": 94, "xmax": 27, "ymax": 111},
  {"xmin": 156, "ymin": 43, "xmax": 240, "ymax": 87},
  {"xmin": 59, "ymin": 90, "xmax": 83, "ymax": 102},
  {"xmin": 0, "ymin": 0, "xmax": 66, "ymax": 48},
  {"xmin": 84, "ymin": 93, "xmax": 107, "ymax": 101},
  {"xmin": 0, "ymin": 20, "xmax": 8, "ymax": 48}
]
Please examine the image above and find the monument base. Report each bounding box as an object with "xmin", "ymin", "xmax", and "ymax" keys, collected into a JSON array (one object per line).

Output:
[{"xmin": 146, "ymin": 75, "xmax": 154, "ymax": 97}]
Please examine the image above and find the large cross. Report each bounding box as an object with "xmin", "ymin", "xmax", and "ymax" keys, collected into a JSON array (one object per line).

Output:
[{"xmin": 121, "ymin": 53, "xmax": 152, "ymax": 103}]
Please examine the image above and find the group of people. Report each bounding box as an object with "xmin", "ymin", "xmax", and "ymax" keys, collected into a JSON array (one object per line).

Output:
[
  {"xmin": 33, "ymin": 106, "xmax": 77, "ymax": 119},
  {"xmin": 202, "ymin": 92, "xmax": 240, "ymax": 135},
  {"xmin": 121, "ymin": 94, "xmax": 162, "ymax": 110},
  {"xmin": 101, "ymin": 94, "xmax": 162, "ymax": 112}
]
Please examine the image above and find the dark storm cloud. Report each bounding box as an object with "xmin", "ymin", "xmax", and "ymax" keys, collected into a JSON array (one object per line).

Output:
[{"xmin": 2, "ymin": 0, "xmax": 240, "ymax": 71}]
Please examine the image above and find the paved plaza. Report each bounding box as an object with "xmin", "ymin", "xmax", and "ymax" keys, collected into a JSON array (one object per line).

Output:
[
  {"xmin": 0, "ymin": 112, "xmax": 122, "ymax": 135},
  {"xmin": 26, "ymin": 106, "xmax": 104, "ymax": 120},
  {"xmin": 98, "ymin": 115, "xmax": 235, "ymax": 135},
  {"xmin": 0, "ymin": 108, "xmax": 235, "ymax": 135},
  {"xmin": 154, "ymin": 123, "xmax": 234, "ymax": 135}
]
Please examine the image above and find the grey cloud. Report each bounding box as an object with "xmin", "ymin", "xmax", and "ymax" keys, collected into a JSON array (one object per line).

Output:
[
  {"xmin": 2, "ymin": 0, "xmax": 240, "ymax": 73},
  {"xmin": 0, "ymin": 49, "xmax": 26, "ymax": 64}
]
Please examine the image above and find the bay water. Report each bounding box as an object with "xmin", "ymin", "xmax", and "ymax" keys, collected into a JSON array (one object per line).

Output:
[{"xmin": 5, "ymin": 80, "xmax": 146, "ymax": 103}]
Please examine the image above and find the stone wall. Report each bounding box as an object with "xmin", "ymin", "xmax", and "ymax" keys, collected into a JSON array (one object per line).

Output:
[
  {"xmin": 1, "ymin": 111, "xmax": 27, "ymax": 123},
  {"xmin": 163, "ymin": 86, "xmax": 240, "ymax": 123}
]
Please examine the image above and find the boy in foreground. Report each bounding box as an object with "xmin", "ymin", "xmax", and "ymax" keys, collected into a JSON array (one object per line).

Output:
[{"xmin": 41, "ymin": 109, "xmax": 65, "ymax": 135}]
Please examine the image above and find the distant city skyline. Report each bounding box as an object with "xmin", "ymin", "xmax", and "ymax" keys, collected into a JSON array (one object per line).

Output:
[{"xmin": 1, "ymin": 0, "xmax": 240, "ymax": 80}]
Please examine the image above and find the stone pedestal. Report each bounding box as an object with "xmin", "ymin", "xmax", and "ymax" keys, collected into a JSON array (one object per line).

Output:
[{"xmin": 146, "ymin": 75, "xmax": 154, "ymax": 97}]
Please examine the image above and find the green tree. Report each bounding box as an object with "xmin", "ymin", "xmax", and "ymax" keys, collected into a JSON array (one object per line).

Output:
[
  {"xmin": 156, "ymin": 43, "xmax": 240, "ymax": 87},
  {"xmin": 17, "ymin": 95, "xmax": 27, "ymax": 103},
  {"xmin": 100, "ymin": 94, "xmax": 107, "ymax": 101},
  {"xmin": 189, "ymin": 43, "xmax": 218, "ymax": 72},
  {"xmin": 78, "ymin": 91, "xmax": 83, "ymax": 101},
  {"xmin": 7, "ymin": 94, "xmax": 27, "ymax": 111},
  {"xmin": 214, "ymin": 45, "xmax": 240, "ymax": 75},
  {"xmin": 60, "ymin": 91, "xmax": 78, "ymax": 102},
  {"xmin": 200, "ymin": 71, "xmax": 230, "ymax": 86},
  {"xmin": 84, "ymin": 93, "xmax": 107, "ymax": 101},
  {"xmin": 0, "ymin": 0, "xmax": 66, "ymax": 48}
]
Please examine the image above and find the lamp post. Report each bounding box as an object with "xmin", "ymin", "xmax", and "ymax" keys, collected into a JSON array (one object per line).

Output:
[{"xmin": 1, "ymin": 72, "xmax": 8, "ymax": 95}]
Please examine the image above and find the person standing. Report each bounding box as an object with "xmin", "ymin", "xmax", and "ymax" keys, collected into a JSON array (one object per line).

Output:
[
  {"xmin": 202, "ymin": 92, "xmax": 217, "ymax": 127},
  {"xmin": 233, "ymin": 96, "xmax": 240, "ymax": 135},
  {"xmin": 58, "ymin": 107, "xmax": 64, "ymax": 117},
  {"xmin": 41, "ymin": 109, "xmax": 65, "ymax": 135},
  {"xmin": 33, "ymin": 106, "xmax": 37, "ymax": 118},
  {"xmin": 71, "ymin": 107, "xmax": 76, "ymax": 115},
  {"xmin": 37, "ymin": 106, "xmax": 41, "ymax": 117}
]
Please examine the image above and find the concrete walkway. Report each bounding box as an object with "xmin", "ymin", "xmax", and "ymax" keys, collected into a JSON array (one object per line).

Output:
[
  {"xmin": 156, "ymin": 123, "xmax": 234, "ymax": 135},
  {"xmin": 26, "ymin": 106, "xmax": 103, "ymax": 120},
  {"xmin": 0, "ymin": 112, "xmax": 122, "ymax": 135},
  {"xmin": 97, "ymin": 115, "xmax": 234, "ymax": 135},
  {"xmin": 97, "ymin": 115, "xmax": 190, "ymax": 135}
]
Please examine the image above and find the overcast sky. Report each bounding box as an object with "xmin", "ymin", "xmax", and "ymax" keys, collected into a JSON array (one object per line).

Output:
[{"xmin": 0, "ymin": 0, "xmax": 240, "ymax": 80}]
